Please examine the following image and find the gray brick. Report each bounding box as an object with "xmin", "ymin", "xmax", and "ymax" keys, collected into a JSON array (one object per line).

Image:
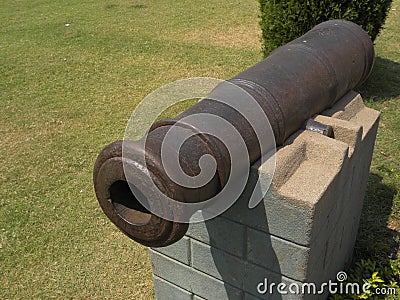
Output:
[
  {"xmin": 151, "ymin": 236, "xmax": 190, "ymax": 265},
  {"xmin": 245, "ymin": 292, "xmax": 262, "ymax": 300},
  {"xmin": 191, "ymin": 239, "xmax": 244, "ymax": 288},
  {"xmin": 147, "ymin": 92, "xmax": 379, "ymax": 300},
  {"xmin": 243, "ymin": 262, "xmax": 301, "ymax": 300},
  {"xmin": 222, "ymin": 175, "xmax": 316, "ymax": 247},
  {"xmin": 244, "ymin": 292, "xmax": 305, "ymax": 300},
  {"xmin": 247, "ymin": 228, "xmax": 310, "ymax": 281},
  {"xmin": 153, "ymin": 275, "xmax": 192, "ymax": 300},
  {"xmin": 150, "ymin": 250, "xmax": 243, "ymax": 300},
  {"xmin": 187, "ymin": 217, "xmax": 245, "ymax": 257},
  {"xmin": 150, "ymin": 250, "xmax": 192, "ymax": 291}
]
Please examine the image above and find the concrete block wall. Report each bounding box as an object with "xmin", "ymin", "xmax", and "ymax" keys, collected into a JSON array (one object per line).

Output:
[{"xmin": 150, "ymin": 91, "xmax": 380, "ymax": 299}]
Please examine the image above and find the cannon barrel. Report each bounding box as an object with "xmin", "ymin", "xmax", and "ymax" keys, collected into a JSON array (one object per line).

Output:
[{"xmin": 93, "ymin": 20, "xmax": 374, "ymax": 247}]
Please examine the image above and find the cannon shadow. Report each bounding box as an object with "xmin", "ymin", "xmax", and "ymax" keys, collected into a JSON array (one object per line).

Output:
[
  {"xmin": 353, "ymin": 173, "xmax": 399, "ymax": 264},
  {"xmin": 202, "ymin": 174, "xmax": 398, "ymax": 299},
  {"xmin": 205, "ymin": 174, "xmax": 283, "ymax": 300},
  {"xmin": 359, "ymin": 56, "xmax": 400, "ymax": 101}
]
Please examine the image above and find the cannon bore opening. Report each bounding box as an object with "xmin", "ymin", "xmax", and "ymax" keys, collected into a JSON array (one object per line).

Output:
[{"xmin": 109, "ymin": 180, "xmax": 151, "ymax": 226}]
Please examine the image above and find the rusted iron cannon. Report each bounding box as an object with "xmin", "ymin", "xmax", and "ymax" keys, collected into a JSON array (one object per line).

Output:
[{"xmin": 93, "ymin": 20, "xmax": 374, "ymax": 247}]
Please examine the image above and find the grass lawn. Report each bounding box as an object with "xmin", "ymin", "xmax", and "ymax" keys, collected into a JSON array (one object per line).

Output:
[{"xmin": 0, "ymin": 0, "xmax": 399, "ymax": 299}]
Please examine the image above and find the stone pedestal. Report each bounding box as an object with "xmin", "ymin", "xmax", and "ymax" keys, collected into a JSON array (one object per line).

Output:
[{"xmin": 149, "ymin": 91, "xmax": 380, "ymax": 299}]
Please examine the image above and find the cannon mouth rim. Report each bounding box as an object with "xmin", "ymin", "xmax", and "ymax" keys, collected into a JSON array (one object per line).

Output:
[
  {"xmin": 108, "ymin": 179, "xmax": 152, "ymax": 226},
  {"xmin": 93, "ymin": 140, "xmax": 188, "ymax": 247}
]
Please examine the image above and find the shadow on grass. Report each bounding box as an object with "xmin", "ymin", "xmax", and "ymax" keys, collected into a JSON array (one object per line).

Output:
[
  {"xmin": 358, "ymin": 57, "xmax": 400, "ymax": 101},
  {"xmin": 353, "ymin": 173, "xmax": 399, "ymax": 264}
]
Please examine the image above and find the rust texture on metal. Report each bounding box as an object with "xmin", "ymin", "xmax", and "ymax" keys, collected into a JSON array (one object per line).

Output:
[{"xmin": 93, "ymin": 20, "xmax": 374, "ymax": 247}]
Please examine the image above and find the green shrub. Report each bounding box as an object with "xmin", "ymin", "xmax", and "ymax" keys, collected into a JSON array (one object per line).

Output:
[
  {"xmin": 329, "ymin": 259, "xmax": 399, "ymax": 299},
  {"xmin": 259, "ymin": 0, "xmax": 393, "ymax": 56}
]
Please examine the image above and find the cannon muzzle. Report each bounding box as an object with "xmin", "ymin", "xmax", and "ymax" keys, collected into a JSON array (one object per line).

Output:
[{"xmin": 93, "ymin": 20, "xmax": 374, "ymax": 247}]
